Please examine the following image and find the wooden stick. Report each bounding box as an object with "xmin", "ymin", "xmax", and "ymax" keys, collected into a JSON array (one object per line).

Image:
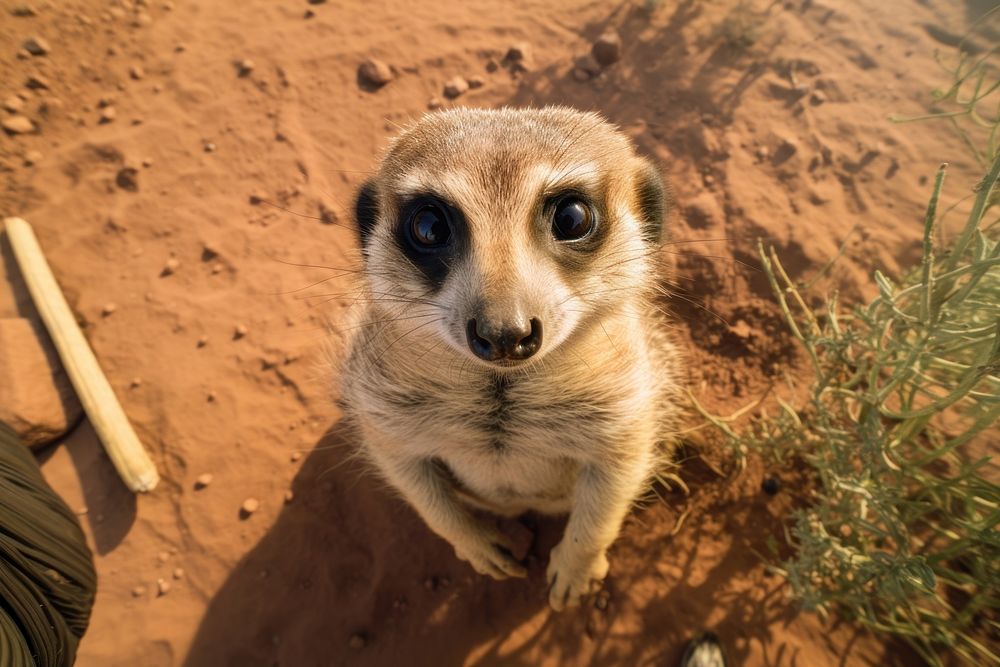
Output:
[{"xmin": 4, "ymin": 217, "xmax": 159, "ymax": 492}]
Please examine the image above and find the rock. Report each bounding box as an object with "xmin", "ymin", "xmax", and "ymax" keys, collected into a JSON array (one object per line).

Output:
[
  {"xmin": 116, "ymin": 166, "xmax": 139, "ymax": 191},
  {"xmin": 810, "ymin": 90, "xmax": 826, "ymax": 106},
  {"xmin": 156, "ymin": 578, "xmax": 170, "ymax": 596},
  {"xmin": 427, "ymin": 97, "xmax": 443, "ymax": 110},
  {"xmin": 97, "ymin": 95, "xmax": 115, "ymax": 108},
  {"xmin": 772, "ymin": 137, "xmax": 799, "ymax": 164},
  {"xmin": 131, "ymin": 585, "xmax": 146, "ymax": 597},
  {"xmin": 2, "ymin": 115, "xmax": 35, "ymax": 134},
  {"xmin": 443, "ymin": 76, "xmax": 469, "ymax": 99},
  {"xmin": 99, "ymin": 106, "xmax": 117, "ymax": 123},
  {"xmin": 129, "ymin": 64, "xmax": 145, "ymax": 80},
  {"xmin": 38, "ymin": 96, "xmax": 63, "ymax": 117},
  {"xmin": 572, "ymin": 53, "xmax": 602, "ymax": 81},
  {"xmin": 173, "ymin": 568, "xmax": 185, "ymax": 579},
  {"xmin": 161, "ymin": 257, "xmax": 180, "ymax": 276},
  {"xmin": 683, "ymin": 193, "xmax": 723, "ymax": 229},
  {"xmin": 3, "ymin": 96, "xmax": 24, "ymax": 112},
  {"xmin": 25, "ymin": 74, "xmax": 50, "ymax": 90},
  {"xmin": 233, "ymin": 323, "xmax": 248, "ymax": 339},
  {"xmin": 467, "ymin": 75, "xmax": 485, "ymax": 89},
  {"xmin": 203, "ymin": 141, "xmax": 216, "ymax": 152},
  {"xmin": 591, "ymin": 30, "xmax": 622, "ymax": 66},
  {"xmin": 194, "ymin": 473, "xmax": 213, "ymax": 489},
  {"xmin": 303, "ymin": 9, "xmax": 315, "ymax": 18},
  {"xmin": 197, "ymin": 335, "xmax": 208, "ymax": 348},
  {"xmin": 290, "ymin": 451, "xmax": 302, "ymax": 463},
  {"xmin": 142, "ymin": 157, "xmax": 153, "ymax": 168},
  {"xmin": 237, "ymin": 59, "xmax": 254, "ymax": 77},
  {"xmin": 23, "ymin": 150, "xmax": 42, "ymax": 166},
  {"xmin": 358, "ymin": 58, "xmax": 393, "ymax": 88},
  {"xmin": 284, "ymin": 490, "xmax": 294, "ymax": 504},
  {"xmin": 0, "ymin": 319, "xmax": 83, "ymax": 448},
  {"xmin": 504, "ymin": 42, "xmax": 532, "ymax": 64},
  {"xmin": 10, "ymin": 5, "xmax": 38, "ymax": 16},
  {"xmin": 206, "ymin": 390, "xmax": 216, "ymax": 402},
  {"xmin": 101, "ymin": 302, "xmax": 117, "ymax": 317},
  {"xmin": 240, "ymin": 497, "xmax": 260, "ymax": 517},
  {"xmin": 762, "ymin": 476, "xmax": 781, "ymax": 495},
  {"xmin": 22, "ymin": 37, "xmax": 50, "ymax": 56}
]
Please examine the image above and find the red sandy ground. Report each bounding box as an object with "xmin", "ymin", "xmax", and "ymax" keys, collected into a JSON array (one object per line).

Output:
[{"xmin": 0, "ymin": 0, "xmax": 993, "ymax": 665}]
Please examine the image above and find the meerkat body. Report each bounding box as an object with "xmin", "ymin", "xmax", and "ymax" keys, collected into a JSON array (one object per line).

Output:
[{"xmin": 339, "ymin": 107, "xmax": 681, "ymax": 610}]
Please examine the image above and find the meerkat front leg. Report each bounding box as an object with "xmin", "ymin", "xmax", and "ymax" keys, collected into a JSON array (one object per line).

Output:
[
  {"xmin": 546, "ymin": 450, "xmax": 652, "ymax": 611},
  {"xmin": 363, "ymin": 428, "xmax": 527, "ymax": 580}
]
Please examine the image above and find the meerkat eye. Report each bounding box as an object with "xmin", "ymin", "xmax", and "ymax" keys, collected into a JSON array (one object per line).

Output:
[
  {"xmin": 406, "ymin": 200, "xmax": 452, "ymax": 250},
  {"xmin": 551, "ymin": 197, "xmax": 595, "ymax": 241}
]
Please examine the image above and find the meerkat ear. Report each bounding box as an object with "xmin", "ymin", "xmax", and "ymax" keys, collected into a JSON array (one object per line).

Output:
[
  {"xmin": 632, "ymin": 157, "xmax": 671, "ymax": 245},
  {"xmin": 354, "ymin": 179, "xmax": 379, "ymax": 248}
]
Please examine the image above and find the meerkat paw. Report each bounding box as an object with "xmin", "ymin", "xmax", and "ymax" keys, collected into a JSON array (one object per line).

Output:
[
  {"xmin": 546, "ymin": 543, "xmax": 609, "ymax": 611},
  {"xmin": 451, "ymin": 526, "xmax": 527, "ymax": 581}
]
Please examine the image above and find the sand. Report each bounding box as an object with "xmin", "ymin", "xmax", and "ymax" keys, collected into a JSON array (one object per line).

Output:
[{"xmin": 0, "ymin": 0, "xmax": 992, "ymax": 665}]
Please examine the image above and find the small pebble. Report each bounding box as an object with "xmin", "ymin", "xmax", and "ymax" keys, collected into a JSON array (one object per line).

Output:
[
  {"xmin": 99, "ymin": 106, "xmax": 117, "ymax": 123},
  {"xmin": 26, "ymin": 74, "xmax": 50, "ymax": 90},
  {"xmin": 161, "ymin": 257, "xmax": 180, "ymax": 276},
  {"xmin": 592, "ymin": 30, "xmax": 622, "ymax": 66},
  {"xmin": 129, "ymin": 64, "xmax": 145, "ymax": 80},
  {"xmin": 467, "ymin": 75, "xmax": 485, "ymax": 89},
  {"xmin": 233, "ymin": 323, "xmax": 248, "ymax": 339},
  {"xmin": 443, "ymin": 76, "xmax": 469, "ymax": 99},
  {"xmin": 101, "ymin": 303, "xmax": 117, "ymax": 317},
  {"xmin": 23, "ymin": 36, "xmax": 51, "ymax": 56},
  {"xmin": 131, "ymin": 585, "xmax": 147, "ymax": 597},
  {"xmin": 157, "ymin": 551, "xmax": 169, "ymax": 563},
  {"xmin": 810, "ymin": 90, "xmax": 826, "ymax": 106},
  {"xmin": 290, "ymin": 451, "xmax": 302, "ymax": 463},
  {"xmin": 142, "ymin": 157, "xmax": 153, "ymax": 167},
  {"xmin": 284, "ymin": 490, "xmax": 294, "ymax": 504},
  {"xmin": 23, "ymin": 150, "xmax": 42, "ymax": 166},
  {"xmin": 195, "ymin": 473, "xmax": 213, "ymax": 489},
  {"xmin": 116, "ymin": 166, "xmax": 139, "ymax": 191},
  {"xmin": 130, "ymin": 377, "xmax": 142, "ymax": 388},
  {"xmin": 240, "ymin": 497, "xmax": 260, "ymax": 517},
  {"xmin": 762, "ymin": 476, "xmax": 781, "ymax": 495},
  {"xmin": 11, "ymin": 5, "xmax": 38, "ymax": 17},
  {"xmin": 206, "ymin": 391, "xmax": 216, "ymax": 402},
  {"xmin": 173, "ymin": 568, "xmax": 185, "ymax": 579},
  {"xmin": 358, "ymin": 58, "xmax": 393, "ymax": 87},
  {"xmin": 3, "ymin": 96, "xmax": 25, "ymax": 113},
  {"xmin": 427, "ymin": 97, "xmax": 443, "ymax": 110},
  {"xmin": 203, "ymin": 141, "xmax": 216, "ymax": 152},
  {"xmin": 237, "ymin": 59, "xmax": 254, "ymax": 77},
  {"xmin": 156, "ymin": 578, "xmax": 170, "ymax": 596},
  {"xmin": 2, "ymin": 116, "xmax": 35, "ymax": 134},
  {"xmin": 197, "ymin": 335, "xmax": 208, "ymax": 347},
  {"xmin": 348, "ymin": 634, "xmax": 366, "ymax": 650}
]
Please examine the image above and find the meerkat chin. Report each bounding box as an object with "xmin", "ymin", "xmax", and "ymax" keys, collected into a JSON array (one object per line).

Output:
[{"xmin": 339, "ymin": 106, "xmax": 682, "ymax": 611}]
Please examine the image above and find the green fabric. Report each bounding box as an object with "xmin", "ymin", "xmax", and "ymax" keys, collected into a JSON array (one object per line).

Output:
[{"xmin": 0, "ymin": 423, "xmax": 97, "ymax": 667}]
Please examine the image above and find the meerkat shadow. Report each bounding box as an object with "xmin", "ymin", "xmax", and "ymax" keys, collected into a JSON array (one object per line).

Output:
[{"xmin": 182, "ymin": 418, "xmax": 573, "ymax": 667}]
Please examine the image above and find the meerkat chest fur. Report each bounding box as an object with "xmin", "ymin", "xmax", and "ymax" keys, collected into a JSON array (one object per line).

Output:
[{"xmin": 346, "ymin": 309, "xmax": 668, "ymax": 513}]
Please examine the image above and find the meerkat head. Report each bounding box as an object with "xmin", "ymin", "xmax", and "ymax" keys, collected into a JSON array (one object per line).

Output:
[{"xmin": 354, "ymin": 107, "xmax": 668, "ymax": 370}]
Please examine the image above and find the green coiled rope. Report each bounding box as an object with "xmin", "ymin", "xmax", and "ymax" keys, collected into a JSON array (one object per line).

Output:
[{"xmin": 0, "ymin": 423, "xmax": 96, "ymax": 667}]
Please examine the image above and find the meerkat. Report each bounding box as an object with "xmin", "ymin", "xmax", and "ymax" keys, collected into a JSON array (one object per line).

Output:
[{"xmin": 338, "ymin": 107, "xmax": 681, "ymax": 611}]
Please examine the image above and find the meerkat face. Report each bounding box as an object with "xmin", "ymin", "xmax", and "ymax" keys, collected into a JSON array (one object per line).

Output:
[{"xmin": 354, "ymin": 107, "xmax": 668, "ymax": 370}]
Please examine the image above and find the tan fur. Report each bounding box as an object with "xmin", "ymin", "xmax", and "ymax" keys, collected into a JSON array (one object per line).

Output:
[{"xmin": 338, "ymin": 107, "xmax": 682, "ymax": 610}]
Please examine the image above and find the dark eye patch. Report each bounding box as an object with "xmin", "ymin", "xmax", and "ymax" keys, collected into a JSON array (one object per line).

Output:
[{"xmin": 393, "ymin": 193, "xmax": 466, "ymax": 291}]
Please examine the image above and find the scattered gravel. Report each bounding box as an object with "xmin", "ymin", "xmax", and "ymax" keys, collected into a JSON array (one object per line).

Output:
[
  {"xmin": 22, "ymin": 36, "xmax": 50, "ymax": 56},
  {"xmin": 161, "ymin": 257, "xmax": 180, "ymax": 276},
  {"xmin": 240, "ymin": 497, "xmax": 260, "ymax": 517},
  {"xmin": 443, "ymin": 76, "xmax": 469, "ymax": 99},
  {"xmin": 2, "ymin": 115, "xmax": 35, "ymax": 134},
  {"xmin": 591, "ymin": 30, "xmax": 622, "ymax": 66},
  {"xmin": 358, "ymin": 58, "xmax": 393, "ymax": 88}
]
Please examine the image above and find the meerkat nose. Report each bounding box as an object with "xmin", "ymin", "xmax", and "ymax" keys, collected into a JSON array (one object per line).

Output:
[{"xmin": 466, "ymin": 316, "xmax": 542, "ymax": 362}]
